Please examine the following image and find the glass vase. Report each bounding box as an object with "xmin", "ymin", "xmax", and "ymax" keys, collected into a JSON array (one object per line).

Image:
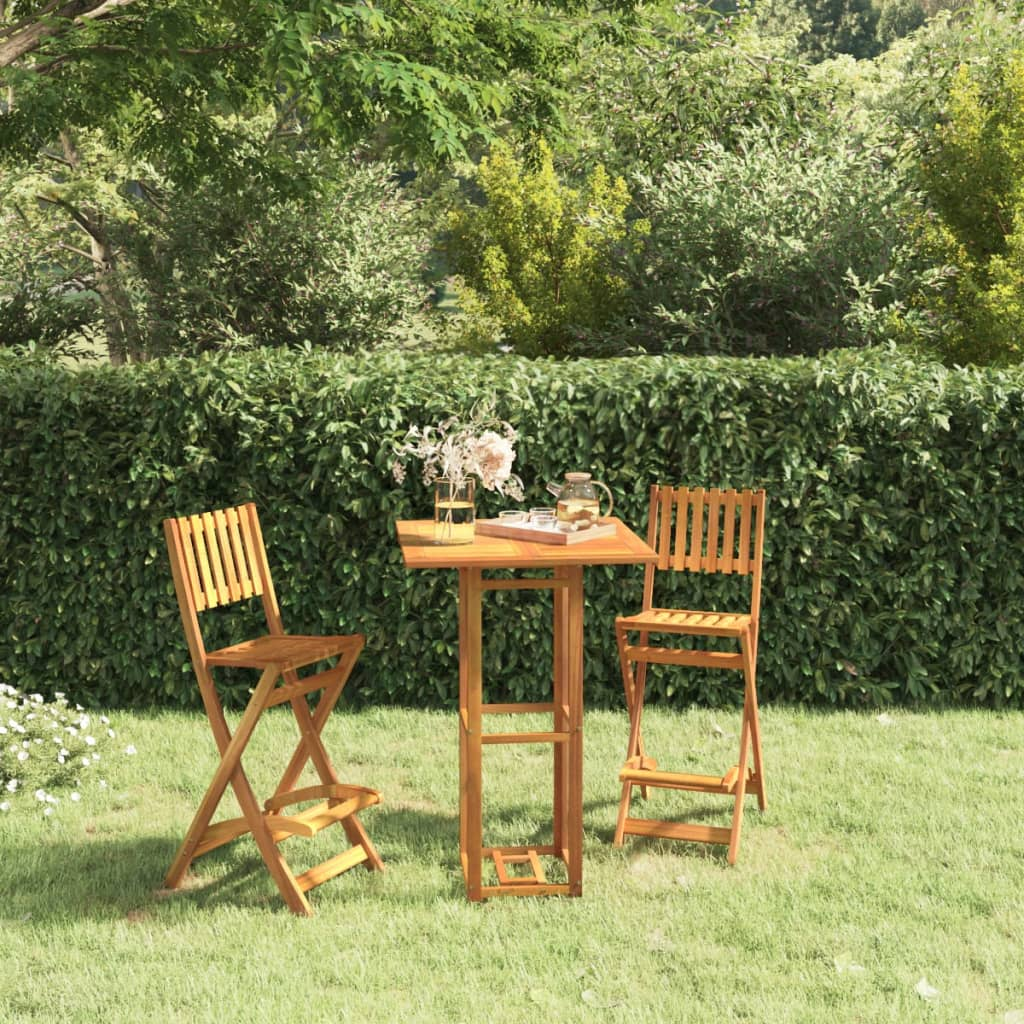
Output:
[{"xmin": 433, "ymin": 478, "xmax": 476, "ymax": 545}]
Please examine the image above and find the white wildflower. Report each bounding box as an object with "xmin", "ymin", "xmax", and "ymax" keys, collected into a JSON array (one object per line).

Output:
[
  {"xmin": 70, "ymin": 792, "xmax": 81, "ymax": 803},
  {"xmin": 124, "ymin": 745, "xmax": 137, "ymax": 756},
  {"xmin": 85, "ymin": 735, "xmax": 97, "ymax": 747},
  {"xmin": 0, "ymin": 801, "xmax": 9, "ymax": 812},
  {"xmin": 17, "ymin": 750, "xmax": 29, "ymax": 762}
]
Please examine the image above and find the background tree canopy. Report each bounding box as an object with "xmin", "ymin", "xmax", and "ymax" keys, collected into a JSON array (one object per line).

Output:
[{"xmin": 3, "ymin": 0, "xmax": 1024, "ymax": 366}]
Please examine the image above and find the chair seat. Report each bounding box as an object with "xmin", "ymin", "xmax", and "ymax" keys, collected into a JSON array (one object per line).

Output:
[
  {"xmin": 206, "ymin": 634, "xmax": 360, "ymax": 671},
  {"xmin": 617, "ymin": 608, "xmax": 752, "ymax": 638}
]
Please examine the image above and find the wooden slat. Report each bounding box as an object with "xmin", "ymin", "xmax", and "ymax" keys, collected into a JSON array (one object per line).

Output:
[
  {"xmin": 622, "ymin": 818, "xmax": 733, "ymax": 846},
  {"xmin": 705, "ymin": 488, "xmax": 720, "ymax": 572},
  {"xmin": 481, "ymin": 702, "xmax": 555, "ymax": 714},
  {"xmin": 188, "ymin": 514, "xmax": 217, "ymax": 609},
  {"xmin": 236, "ymin": 506, "xmax": 264, "ymax": 596},
  {"xmin": 720, "ymin": 490, "xmax": 737, "ymax": 574},
  {"xmin": 477, "ymin": 882, "xmax": 572, "ymax": 898},
  {"xmin": 672, "ymin": 487, "xmax": 687, "ymax": 571},
  {"xmin": 192, "ymin": 815, "xmax": 252, "ymax": 858},
  {"xmin": 625, "ymin": 646, "xmax": 744, "ymax": 669},
  {"xmin": 294, "ymin": 846, "xmax": 369, "ymax": 893},
  {"xmin": 481, "ymin": 578, "xmax": 565, "ymax": 591},
  {"xmin": 493, "ymin": 849, "xmax": 546, "ymax": 886},
  {"xmin": 482, "ymin": 844, "xmax": 560, "ymax": 857},
  {"xmin": 264, "ymin": 670, "xmax": 336, "ymax": 708},
  {"xmin": 178, "ymin": 518, "xmax": 207, "ymax": 612},
  {"xmin": 225, "ymin": 507, "xmax": 256, "ymax": 600},
  {"xmin": 214, "ymin": 509, "xmax": 241, "ymax": 602},
  {"xmin": 738, "ymin": 489, "xmax": 753, "ymax": 574},
  {"xmin": 686, "ymin": 488, "xmax": 704, "ymax": 571},
  {"xmin": 658, "ymin": 486, "xmax": 674, "ymax": 570},
  {"xmin": 264, "ymin": 783, "xmax": 378, "ymax": 813},
  {"xmin": 481, "ymin": 730, "xmax": 569, "ymax": 745},
  {"xmin": 619, "ymin": 767, "xmax": 734, "ymax": 792},
  {"xmin": 202, "ymin": 512, "xmax": 230, "ymax": 606}
]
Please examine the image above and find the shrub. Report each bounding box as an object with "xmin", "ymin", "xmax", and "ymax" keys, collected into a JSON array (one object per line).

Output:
[
  {"xmin": 0, "ymin": 684, "xmax": 129, "ymax": 816},
  {"xmin": 606, "ymin": 131, "xmax": 924, "ymax": 357},
  {"xmin": 909, "ymin": 54, "xmax": 1024, "ymax": 364},
  {"xmin": 123, "ymin": 158, "xmax": 432, "ymax": 356},
  {"xmin": 444, "ymin": 140, "xmax": 645, "ymax": 356},
  {"xmin": 2, "ymin": 347, "xmax": 1023, "ymax": 711}
]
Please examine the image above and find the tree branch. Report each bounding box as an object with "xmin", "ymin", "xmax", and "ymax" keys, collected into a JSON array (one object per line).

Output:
[
  {"xmin": 0, "ymin": 0, "xmax": 139, "ymax": 68},
  {"xmin": 35, "ymin": 191, "xmax": 101, "ymax": 243},
  {"xmin": 58, "ymin": 240, "xmax": 101, "ymax": 263}
]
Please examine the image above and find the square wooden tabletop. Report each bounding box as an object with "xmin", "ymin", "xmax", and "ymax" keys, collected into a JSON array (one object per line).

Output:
[{"xmin": 396, "ymin": 517, "xmax": 657, "ymax": 570}]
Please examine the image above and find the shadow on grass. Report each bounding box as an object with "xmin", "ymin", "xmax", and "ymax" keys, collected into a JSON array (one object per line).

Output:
[
  {"xmin": 0, "ymin": 804, "xmax": 464, "ymax": 922},
  {"xmin": 0, "ymin": 795, "xmax": 735, "ymax": 922}
]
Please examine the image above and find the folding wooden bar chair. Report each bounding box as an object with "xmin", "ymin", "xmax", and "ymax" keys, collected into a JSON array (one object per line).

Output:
[
  {"xmin": 613, "ymin": 486, "xmax": 767, "ymax": 864},
  {"xmin": 163, "ymin": 502, "xmax": 383, "ymax": 916}
]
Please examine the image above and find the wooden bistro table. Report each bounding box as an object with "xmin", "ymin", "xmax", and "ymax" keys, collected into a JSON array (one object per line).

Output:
[{"xmin": 396, "ymin": 517, "xmax": 657, "ymax": 900}]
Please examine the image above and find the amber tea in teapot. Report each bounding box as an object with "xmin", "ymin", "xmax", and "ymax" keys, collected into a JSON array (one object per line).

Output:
[{"xmin": 546, "ymin": 472, "xmax": 614, "ymax": 529}]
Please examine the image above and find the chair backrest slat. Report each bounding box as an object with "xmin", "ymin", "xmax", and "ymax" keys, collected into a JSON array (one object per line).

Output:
[
  {"xmin": 225, "ymin": 507, "xmax": 257, "ymax": 601},
  {"xmin": 175, "ymin": 504, "xmax": 266, "ymax": 614},
  {"xmin": 737, "ymin": 490, "xmax": 753, "ymax": 574},
  {"xmin": 643, "ymin": 484, "xmax": 767, "ymax": 616},
  {"xmin": 719, "ymin": 490, "xmax": 737, "ymax": 574},
  {"xmin": 686, "ymin": 487, "xmax": 704, "ymax": 571},
  {"xmin": 706, "ymin": 488, "xmax": 721, "ymax": 573}
]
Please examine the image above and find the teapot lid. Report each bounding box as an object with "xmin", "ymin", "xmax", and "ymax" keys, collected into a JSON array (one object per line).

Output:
[{"xmin": 564, "ymin": 472, "xmax": 592, "ymax": 483}]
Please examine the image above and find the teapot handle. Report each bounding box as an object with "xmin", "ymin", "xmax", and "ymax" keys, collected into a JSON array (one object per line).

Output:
[{"xmin": 594, "ymin": 480, "xmax": 614, "ymax": 520}]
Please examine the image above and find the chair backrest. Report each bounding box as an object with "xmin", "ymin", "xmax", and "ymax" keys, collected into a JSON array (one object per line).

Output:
[
  {"xmin": 164, "ymin": 502, "xmax": 285, "ymax": 665},
  {"xmin": 641, "ymin": 485, "xmax": 767, "ymax": 618}
]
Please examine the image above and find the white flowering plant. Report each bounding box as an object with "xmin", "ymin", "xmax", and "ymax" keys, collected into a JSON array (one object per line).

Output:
[
  {"xmin": 391, "ymin": 402, "xmax": 525, "ymax": 500},
  {"xmin": 0, "ymin": 683, "xmax": 134, "ymax": 816}
]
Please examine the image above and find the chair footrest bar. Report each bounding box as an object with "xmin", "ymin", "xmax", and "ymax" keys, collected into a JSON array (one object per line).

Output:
[
  {"xmin": 619, "ymin": 765, "xmax": 742, "ymax": 793},
  {"xmin": 192, "ymin": 815, "xmax": 252, "ymax": 859},
  {"xmin": 622, "ymin": 818, "xmax": 733, "ymax": 846},
  {"xmin": 293, "ymin": 846, "xmax": 369, "ymax": 893},
  {"xmin": 264, "ymin": 783, "xmax": 380, "ymax": 813},
  {"xmin": 266, "ymin": 792, "xmax": 381, "ymax": 840},
  {"xmin": 624, "ymin": 646, "xmax": 743, "ymax": 669}
]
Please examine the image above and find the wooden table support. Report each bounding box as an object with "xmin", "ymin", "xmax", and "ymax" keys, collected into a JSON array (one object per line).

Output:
[{"xmin": 397, "ymin": 518, "xmax": 656, "ymax": 900}]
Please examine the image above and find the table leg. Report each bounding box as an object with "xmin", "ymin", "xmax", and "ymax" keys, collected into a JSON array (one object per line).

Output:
[
  {"xmin": 565, "ymin": 565, "xmax": 585, "ymax": 897},
  {"xmin": 552, "ymin": 568, "xmax": 568, "ymax": 866},
  {"xmin": 459, "ymin": 567, "xmax": 484, "ymax": 900}
]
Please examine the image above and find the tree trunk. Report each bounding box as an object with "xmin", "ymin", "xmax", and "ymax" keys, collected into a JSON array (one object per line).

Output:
[{"xmin": 58, "ymin": 130, "xmax": 141, "ymax": 364}]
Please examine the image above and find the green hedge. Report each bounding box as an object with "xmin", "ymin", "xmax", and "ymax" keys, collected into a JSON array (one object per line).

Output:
[{"xmin": 2, "ymin": 347, "xmax": 1023, "ymax": 710}]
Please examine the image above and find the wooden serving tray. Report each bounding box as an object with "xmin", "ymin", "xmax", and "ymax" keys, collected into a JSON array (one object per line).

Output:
[{"xmin": 475, "ymin": 518, "xmax": 618, "ymax": 545}]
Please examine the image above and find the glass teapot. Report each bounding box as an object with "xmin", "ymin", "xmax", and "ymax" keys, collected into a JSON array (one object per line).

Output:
[{"xmin": 545, "ymin": 472, "xmax": 614, "ymax": 529}]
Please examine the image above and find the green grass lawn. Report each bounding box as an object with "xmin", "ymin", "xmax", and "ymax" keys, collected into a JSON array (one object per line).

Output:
[{"xmin": 1, "ymin": 705, "xmax": 1022, "ymax": 1024}]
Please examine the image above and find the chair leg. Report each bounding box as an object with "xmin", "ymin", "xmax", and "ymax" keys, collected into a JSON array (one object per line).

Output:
[
  {"xmin": 165, "ymin": 666, "xmax": 280, "ymax": 889},
  {"xmin": 613, "ymin": 779, "xmax": 633, "ymax": 847},
  {"xmin": 165, "ymin": 666, "xmax": 314, "ymax": 913},
  {"xmin": 278, "ymin": 665, "xmax": 384, "ymax": 874},
  {"xmin": 617, "ymin": 625, "xmax": 653, "ymax": 798},
  {"xmin": 727, "ymin": 630, "xmax": 758, "ymax": 865}
]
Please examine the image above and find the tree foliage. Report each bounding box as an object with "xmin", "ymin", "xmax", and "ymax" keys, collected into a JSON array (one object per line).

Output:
[
  {"xmin": 444, "ymin": 139, "xmax": 645, "ymax": 356},
  {"xmin": 891, "ymin": 3, "xmax": 1024, "ymax": 364},
  {"xmin": 601, "ymin": 129, "xmax": 924, "ymax": 356}
]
